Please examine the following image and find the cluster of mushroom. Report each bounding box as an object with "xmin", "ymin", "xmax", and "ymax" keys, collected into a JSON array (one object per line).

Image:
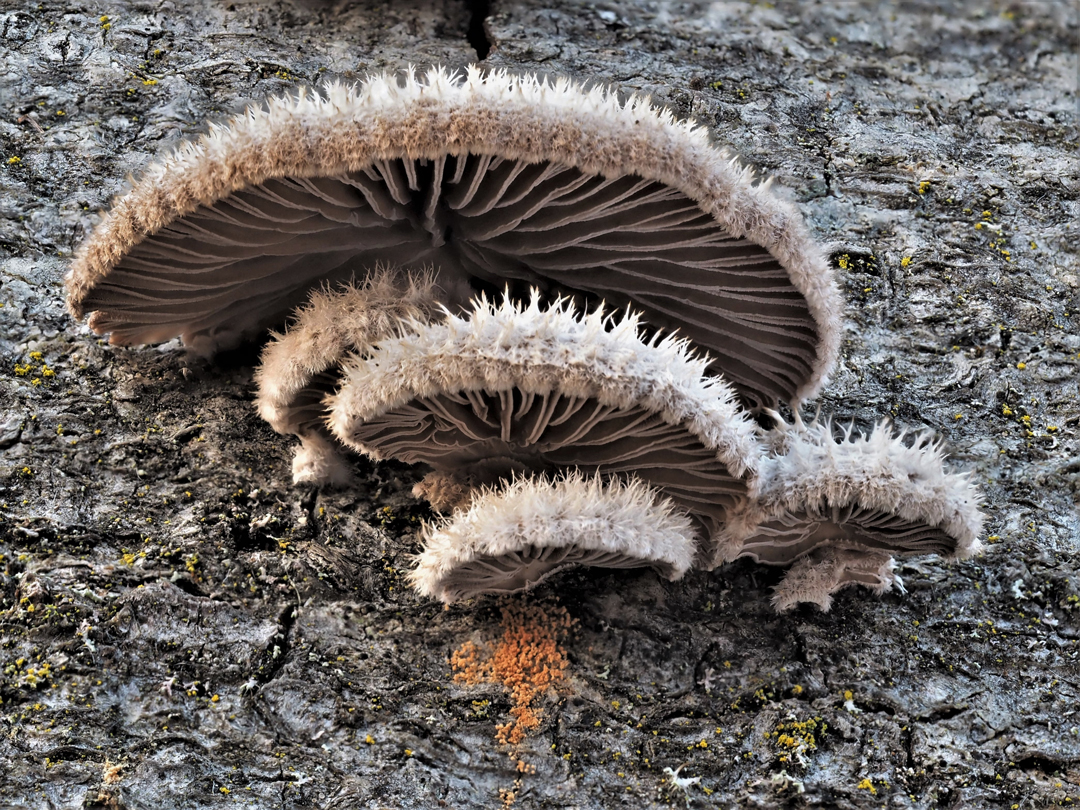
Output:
[{"xmin": 65, "ymin": 67, "xmax": 983, "ymax": 610}]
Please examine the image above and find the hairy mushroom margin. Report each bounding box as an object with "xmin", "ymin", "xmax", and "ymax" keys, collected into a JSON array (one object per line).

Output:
[{"xmin": 67, "ymin": 66, "xmax": 842, "ymax": 407}]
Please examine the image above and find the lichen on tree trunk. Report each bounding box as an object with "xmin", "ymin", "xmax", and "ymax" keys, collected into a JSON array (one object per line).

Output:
[{"xmin": 1, "ymin": 1, "xmax": 1077, "ymax": 808}]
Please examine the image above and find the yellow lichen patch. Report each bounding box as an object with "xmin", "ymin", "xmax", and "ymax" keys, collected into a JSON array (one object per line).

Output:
[
  {"xmin": 451, "ymin": 599, "xmax": 575, "ymax": 745},
  {"xmin": 771, "ymin": 714, "xmax": 827, "ymax": 766}
]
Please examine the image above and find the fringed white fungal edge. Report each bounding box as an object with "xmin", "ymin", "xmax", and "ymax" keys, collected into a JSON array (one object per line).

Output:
[
  {"xmin": 410, "ymin": 473, "xmax": 698, "ymax": 602},
  {"xmin": 714, "ymin": 415, "xmax": 984, "ymax": 603},
  {"xmin": 256, "ymin": 266, "xmax": 440, "ymax": 422},
  {"xmin": 771, "ymin": 549, "xmax": 900, "ymax": 612},
  {"xmin": 327, "ymin": 291, "xmax": 761, "ymax": 480},
  {"xmin": 66, "ymin": 65, "xmax": 841, "ymax": 403},
  {"xmin": 254, "ymin": 266, "xmax": 441, "ymax": 485}
]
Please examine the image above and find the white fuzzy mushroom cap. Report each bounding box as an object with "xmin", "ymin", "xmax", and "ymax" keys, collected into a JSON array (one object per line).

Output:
[
  {"xmin": 67, "ymin": 65, "xmax": 841, "ymax": 404},
  {"xmin": 770, "ymin": 548, "xmax": 900, "ymax": 612},
  {"xmin": 327, "ymin": 290, "xmax": 761, "ymax": 481},
  {"xmin": 410, "ymin": 473, "xmax": 698, "ymax": 603},
  {"xmin": 255, "ymin": 266, "xmax": 441, "ymax": 428},
  {"xmin": 714, "ymin": 415, "xmax": 984, "ymax": 568},
  {"xmin": 253, "ymin": 266, "xmax": 443, "ymax": 487}
]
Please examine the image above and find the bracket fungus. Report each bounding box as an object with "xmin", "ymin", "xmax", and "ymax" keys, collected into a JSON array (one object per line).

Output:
[
  {"xmin": 62, "ymin": 64, "xmax": 984, "ymax": 613},
  {"xmin": 66, "ymin": 65, "xmax": 841, "ymax": 406},
  {"xmin": 327, "ymin": 292, "xmax": 760, "ymax": 558},
  {"xmin": 714, "ymin": 417, "xmax": 984, "ymax": 609},
  {"xmin": 410, "ymin": 473, "xmax": 698, "ymax": 603},
  {"xmin": 770, "ymin": 548, "xmax": 899, "ymax": 613},
  {"xmin": 254, "ymin": 267, "xmax": 441, "ymax": 485}
]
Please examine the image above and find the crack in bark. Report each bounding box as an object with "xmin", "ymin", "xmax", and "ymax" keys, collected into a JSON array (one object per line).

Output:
[{"xmin": 464, "ymin": 0, "xmax": 492, "ymax": 60}]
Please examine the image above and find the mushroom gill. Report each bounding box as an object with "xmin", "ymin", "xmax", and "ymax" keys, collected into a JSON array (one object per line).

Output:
[
  {"xmin": 713, "ymin": 416, "xmax": 983, "ymax": 608},
  {"xmin": 410, "ymin": 473, "xmax": 698, "ymax": 603},
  {"xmin": 326, "ymin": 292, "xmax": 760, "ymax": 553},
  {"xmin": 66, "ymin": 66, "xmax": 841, "ymax": 406}
]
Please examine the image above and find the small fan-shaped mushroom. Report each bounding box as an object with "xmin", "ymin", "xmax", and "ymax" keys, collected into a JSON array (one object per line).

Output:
[
  {"xmin": 327, "ymin": 292, "xmax": 760, "ymax": 551},
  {"xmin": 66, "ymin": 66, "xmax": 841, "ymax": 405},
  {"xmin": 714, "ymin": 416, "xmax": 983, "ymax": 608},
  {"xmin": 254, "ymin": 266, "xmax": 441, "ymax": 485},
  {"xmin": 770, "ymin": 548, "xmax": 899, "ymax": 612},
  {"xmin": 410, "ymin": 473, "xmax": 698, "ymax": 603}
]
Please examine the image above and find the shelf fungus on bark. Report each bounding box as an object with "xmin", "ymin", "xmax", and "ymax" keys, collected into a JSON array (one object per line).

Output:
[
  {"xmin": 254, "ymin": 267, "xmax": 441, "ymax": 486},
  {"xmin": 714, "ymin": 416, "xmax": 984, "ymax": 610},
  {"xmin": 326, "ymin": 292, "xmax": 760, "ymax": 555},
  {"xmin": 65, "ymin": 65, "xmax": 841, "ymax": 406},
  {"xmin": 770, "ymin": 548, "xmax": 899, "ymax": 612},
  {"xmin": 410, "ymin": 473, "xmax": 698, "ymax": 603}
]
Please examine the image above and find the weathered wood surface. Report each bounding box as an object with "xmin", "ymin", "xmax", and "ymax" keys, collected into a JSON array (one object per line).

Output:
[{"xmin": 0, "ymin": 1, "xmax": 1077, "ymax": 808}]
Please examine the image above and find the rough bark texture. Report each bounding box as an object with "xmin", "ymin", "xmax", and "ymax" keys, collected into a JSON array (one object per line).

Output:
[{"xmin": 1, "ymin": 1, "xmax": 1078, "ymax": 808}]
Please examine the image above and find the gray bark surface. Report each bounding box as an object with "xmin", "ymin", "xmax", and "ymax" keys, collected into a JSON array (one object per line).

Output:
[{"xmin": 0, "ymin": 1, "xmax": 1077, "ymax": 808}]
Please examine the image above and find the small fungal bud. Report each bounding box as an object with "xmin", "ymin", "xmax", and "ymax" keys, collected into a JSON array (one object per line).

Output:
[{"xmin": 715, "ymin": 415, "xmax": 984, "ymax": 610}]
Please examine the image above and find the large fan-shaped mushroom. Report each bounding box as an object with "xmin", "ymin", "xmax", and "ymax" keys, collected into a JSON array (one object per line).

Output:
[
  {"xmin": 254, "ymin": 267, "xmax": 441, "ymax": 485},
  {"xmin": 714, "ymin": 416, "xmax": 983, "ymax": 609},
  {"xmin": 66, "ymin": 66, "xmax": 841, "ymax": 406},
  {"xmin": 411, "ymin": 473, "xmax": 698, "ymax": 603},
  {"xmin": 327, "ymin": 292, "xmax": 760, "ymax": 553}
]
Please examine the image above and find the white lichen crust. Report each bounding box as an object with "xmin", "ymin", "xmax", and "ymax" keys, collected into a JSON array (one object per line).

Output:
[
  {"xmin": 410, "ymin": 473, "xmax": 698, "ymax": 603},
  {"xmin": 254, "ymin": 267, "xmax": 441, "ymax": 485},
  {"xmin": 66, "ymin": 65, "xmax": 841, "ymax": 405},
  {"xmin": 715, "ymin": 415, "xmax": 984, "ymax": 578}
]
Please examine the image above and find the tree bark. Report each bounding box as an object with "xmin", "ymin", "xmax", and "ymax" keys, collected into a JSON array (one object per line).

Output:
[{"xmin": 1, "ymin": 1, "xmax": 1077, "ymax": 808}]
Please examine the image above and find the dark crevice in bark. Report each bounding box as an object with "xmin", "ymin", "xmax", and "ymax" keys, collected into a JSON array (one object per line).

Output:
[
  {"xmin": 261, "ymin": 602, "xmax": 298, "ymax": 684},
  {"xmin": 1013, "ymin": 753, "xmax": 1070, "ymax": 772},
  {"xmin": 464, "ymin": 0, "xmax": 491, "ymax": 60},
  {"xmin": 170, "ymin": 576, "xmax": 208, "ymax": 598}
]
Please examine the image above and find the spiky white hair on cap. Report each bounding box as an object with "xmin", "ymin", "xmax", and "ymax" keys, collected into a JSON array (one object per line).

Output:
[
  {"xmin": 410, "ymin": 472, "xmax": 698, "ymax": 603},
  {"xmin": 254, "ymin": 266, "xmax": 442, "ymax": 485},
  {"xmin": 327, "ymin": 289, "xmax": 761, "ymax": 481},
  {"xmin": 66, "ymin": 65, "xmax": 842, "ymax": 405},
  {"xmin": 256, "ymin": 266, "xmax": 440, "ymax": 424},
  {"xmin": 714, "ymin": 415, "xmax": 984, "ymax": 569}
]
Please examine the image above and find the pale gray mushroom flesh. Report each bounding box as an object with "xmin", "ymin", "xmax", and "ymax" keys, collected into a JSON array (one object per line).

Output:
[
  {"xmin": 326, "ymin": 292, "xmax": 762, "ymax": 561},
  {"xmin": 714, "ymin": 417, "xmax": 984, "ymax": 609},
  {"xmin": 66, "ymin": 67, "xmax": 842, "ymax": 407},
  {"xmin": 411, "ymin": 473, "xmax": 699, "ymax": 603}
]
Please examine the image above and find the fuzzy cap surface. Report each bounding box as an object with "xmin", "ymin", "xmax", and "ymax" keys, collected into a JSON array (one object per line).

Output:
[
  {"xmin": 411, "ymin": 473, "xmax": 698, "ymax": 602},
  {"xmin": 327, "ymin": 291, "xmax": 761, "ymax": 481},
  {"xmin": 66, "ymin": 66, "xmax": 842, "ymax": 403},
  {"xmin": 255, "ymin": 267, "xmax": 441, "ymax": 435},
  {"xmin": 715, "ymin": 416, "xmax": 984, "ymax": 567}
]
